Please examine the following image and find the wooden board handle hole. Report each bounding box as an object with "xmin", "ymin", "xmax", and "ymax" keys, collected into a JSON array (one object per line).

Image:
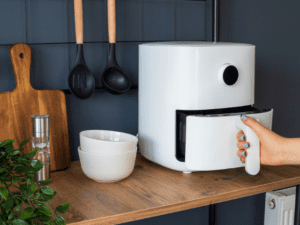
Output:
[{"xmin": 19, "ymin": 53, "xmax": 23, "ymax": 59}]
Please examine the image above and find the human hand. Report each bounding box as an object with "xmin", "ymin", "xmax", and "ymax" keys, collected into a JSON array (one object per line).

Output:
[{"xmin": 236, "ymin": 115, "xmax": 286, "ymax": 166}]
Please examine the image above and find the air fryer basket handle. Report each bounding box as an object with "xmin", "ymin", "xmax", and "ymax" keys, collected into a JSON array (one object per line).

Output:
[{"xmin": 235, "ymin": 117, "xmax": 260, "ymax": 175}]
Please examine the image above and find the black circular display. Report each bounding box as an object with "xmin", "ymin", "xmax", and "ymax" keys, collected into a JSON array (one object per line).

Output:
[{"xmin": 223, "ymin": 65, "xmax": 239, "ymax": 86}]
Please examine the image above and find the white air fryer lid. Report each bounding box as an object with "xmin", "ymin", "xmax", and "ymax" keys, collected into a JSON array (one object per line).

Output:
[{"xmin": 140, "ymin": 41, "xmax": 254, "ymax": 47}]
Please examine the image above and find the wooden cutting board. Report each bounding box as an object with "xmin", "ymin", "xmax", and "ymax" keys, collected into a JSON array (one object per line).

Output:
[{"xmin": 0, "ymin": 43, "xmax": 71, "ymax": 171}]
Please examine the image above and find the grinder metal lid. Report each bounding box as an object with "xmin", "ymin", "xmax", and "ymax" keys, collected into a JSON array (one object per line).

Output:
[{"xmin": 31, "ymin": 114, "xmax": 49, "ymax": 137}]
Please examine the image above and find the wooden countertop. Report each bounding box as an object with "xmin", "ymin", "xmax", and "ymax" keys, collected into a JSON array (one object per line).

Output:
[{"xmin": 47, "ymin": 152, "xmax": 300, "ymax": 225}]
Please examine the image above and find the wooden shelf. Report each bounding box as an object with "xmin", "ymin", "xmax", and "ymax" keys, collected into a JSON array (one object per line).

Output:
[{"xmin": 47, "ymin": 153, "xmax": 300, "ymax": 224}]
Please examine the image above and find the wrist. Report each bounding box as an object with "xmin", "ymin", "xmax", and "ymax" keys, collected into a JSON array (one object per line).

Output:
[
  {"xmin": 279, "ymin": 138, "xmax": 288, "ymax": 165},
  {"xmin": 279, "ymin": 137, "xmax": 294, "ymax": 166}
]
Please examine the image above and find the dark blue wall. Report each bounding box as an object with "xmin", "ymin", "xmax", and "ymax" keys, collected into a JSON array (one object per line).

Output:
[
  {"xmin": 220, "ymin": 0, "xmax": 300, "ymax": 139},
  {"xmin": 0, "ymin": 0, "xmax": 207, "ymax": 161}
]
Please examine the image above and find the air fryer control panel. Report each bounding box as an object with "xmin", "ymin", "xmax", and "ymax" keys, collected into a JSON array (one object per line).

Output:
[{"xmin": 175, "ymin": 106, "xmax": 271, "ymax": 162}]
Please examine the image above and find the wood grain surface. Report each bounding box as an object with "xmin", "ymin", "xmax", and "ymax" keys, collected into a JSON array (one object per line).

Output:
[
  {"xmin": 107, "ymin": 0, "xmax": 116, "ymax": 43},
  {"xmin": 46, "ymin": 152, "xmax": 300, "ymax": 224},
  {"xmin": 74, "ymin": 0, "xmax": 83, "ymax": 44},
  {"xmin": 0, "ymin": 43, "xmax": 71, "ymax": 171}
]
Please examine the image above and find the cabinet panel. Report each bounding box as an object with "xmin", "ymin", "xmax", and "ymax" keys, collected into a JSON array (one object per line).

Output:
[
  {"xmin": 120, "ymin": 206, "xmax": 209, "ymax": 225},
  {"xmin": 215, "ymin": 193, "xmax": 266, "ymax": 225}
]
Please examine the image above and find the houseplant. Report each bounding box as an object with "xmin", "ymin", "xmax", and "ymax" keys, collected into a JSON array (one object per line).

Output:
[{"xmin": 0, "ymin": 139, "xmax": 70, "ymax": 225}]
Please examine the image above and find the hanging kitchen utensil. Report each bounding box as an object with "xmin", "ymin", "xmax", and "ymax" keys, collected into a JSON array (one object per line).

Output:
[
  {"xmin": 68, "ymin": 0, "xmax": 95, "ymax": 99},
  {"xmin": 101, "ymin": 0, "xmax": 132, "ymax": 95},
  {"xmin": 0, "ymin": 43, "xmax": 71, "ymax": 172}
]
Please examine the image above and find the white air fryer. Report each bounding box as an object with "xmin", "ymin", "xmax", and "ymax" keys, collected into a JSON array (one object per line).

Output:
[{"xmin": 138, "ymin": 42, "xmax": 273, "ymax": 175}]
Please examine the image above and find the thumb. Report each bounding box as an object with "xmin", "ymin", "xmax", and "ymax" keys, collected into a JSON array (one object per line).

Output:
[{"xmin": 240, "ymin": 115, "xmax": 273, "ymax": 141}]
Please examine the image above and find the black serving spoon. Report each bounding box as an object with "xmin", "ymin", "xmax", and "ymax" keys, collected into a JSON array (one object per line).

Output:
[
  {"xmin": 101, "ymin": 0, "xmax": 132, "ymax": 95},
  {"xmin": 68, "ymin": 0, "xmax": 95, "ymax": 99}
]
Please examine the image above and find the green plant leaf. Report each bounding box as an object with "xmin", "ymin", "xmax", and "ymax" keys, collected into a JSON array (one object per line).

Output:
[
  {"xmin": 38, "ymin": 179, "xmax": 52, "ymax": 185},
  {"xmin": 8, "ymin": 210, "xmax": 14, "ymax": 220},
  {"xmin": 1, "ymin": 176, "xmax": 12, "ymax": 183},
  {"xmin": 34, "ymin": 201, "xmax": 45, "ymax": 207},
  {"xmin": 19, "ymin": 183, "xmax": 28, "ymax": 195},
  {"xmin": 12, "ymin": 219, "xmax": 28, "ymax": 225},
  {"xmin": 19, "ymin": 158, "xmax": 31, "ymax": 164},
  {"xmin": 0, "ymin": 139, "xmax": 15, "ymax": 148},
  {"xmin": 29, "ymin": 212, "xmax": 37, "ymax": 219},
  {"xmin": 13, "ymin": 163, "xmax": 23, "ymax": 167},
  {"xmin": 27, "ymin": 196, "xmax": 35, "ymax": 200},
  {"xmin": 40, "ymin": 187, "xmax": 55, "ymax": 196},
  {"xmin": 37, "ymin": 206, "xmax": 52, "ymax": 216},
  {"xmin": 21, "ymin": 152, "xmax": 28, "ymax": 158},
  {"xmin": 31, "ymin": 159, "xmax": 43, "ymax": 171},
  {"xmin": 12, "ymin": 176, "xmax": 22, "ymax": 183},
  {"xmin": 26, "ymin": 173, "xmax": 34, "ymax": 178},
  {"xmin": 14, "ymin": 198, "xmax": 21, "ymax": 206},
  {"xmin": 27, "ymin": 178, "xmax": 35, "ymax": 185},
  {"xmin": 16, "ymin": 204, "xmax": 22, "ymax": 212},
  {"xmin": 37, "ymin": 194, "xmax": 53, "ymax": 202},
  {"xmin": 44, "ymin": 221, "xmax": 55, "ymax": 225},
  {"xmin": 0, "ymin": 188, "xmax": 8, "ymax": 200},
  {"xmin": 54, "ymin": 216, "xmax": 66, "ymax": 225},
  {"xmin": 12, "ymin": 150, "xmax": 20, "ymax": 156},
  {"xmin": 36, "ymin": 213, "xmax": 52, "ymax": 223},
  {"xmin": 20, "ymin": 208, "xmax": 34, "ymax": 220},
  {"xmin": 5, "ymin": 143, "xmax": 14, "ymax": 154},
  {"xmin": 28, "ymin": 192, "xmax": 39, "ymax": 200},
  {"xmin": 26, "ymin": 148, "xmax": 38, "ymax": 159},
  {"xmin": 27, "ymin": 167, "xmax": 38, "ymax": 173},
  {"xmin": 1, "ymin": 170, "xmax": 12, "ymax": 180},
  {"xmin": 55, "ymin": 202, "xmax": 70, "ymax": 214},
  {"xmin": 27, "ymin": 184, "xmax": 36, "ymax": 196},
  {"xmin": 1, "ymin": 170, "xmax": 11, "ymax": 176},
  {"xmin": 4, "ymin": 198, "xmax": 15, "ymax": 212},
  {"xmin": 15, "ymin": 166, "xmax": 29, "ymax": 174},
  {"xmin": 0, "ymin": 167, "xmax": 6, "ymax": 173},
  {"xmin": 20, "ymin": 138, "xmax": 30, "ymax": 148}
]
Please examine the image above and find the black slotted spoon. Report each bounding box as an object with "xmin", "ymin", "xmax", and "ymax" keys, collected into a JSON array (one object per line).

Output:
[{"xmin": 68, "ymin": 0, "xmax": 95, "ymax": 99}]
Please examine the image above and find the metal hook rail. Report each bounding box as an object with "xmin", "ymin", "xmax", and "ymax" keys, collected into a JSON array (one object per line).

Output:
[{"xmin": 61, "ymin": 84, "xmax": 138, "ymax": 94}]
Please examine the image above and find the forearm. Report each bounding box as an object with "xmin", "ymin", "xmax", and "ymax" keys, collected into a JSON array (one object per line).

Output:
[{"xmin": 281, "ymin": 138, "xmax": 300, "ymax": 165}]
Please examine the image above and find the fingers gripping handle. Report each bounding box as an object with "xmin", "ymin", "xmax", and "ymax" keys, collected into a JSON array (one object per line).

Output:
[{"xmin": 235, "ymin": 117, "xmax": 260, "ymax": 175}]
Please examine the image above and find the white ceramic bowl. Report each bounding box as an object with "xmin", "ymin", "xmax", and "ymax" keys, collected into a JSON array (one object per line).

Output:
[
  {"xmin": 78, "ymin": 147, "xmax": 137, "ymax": 183},
  {"xmin": 80, "ymin": 130, "xmax": 138, "ymax": 154}
]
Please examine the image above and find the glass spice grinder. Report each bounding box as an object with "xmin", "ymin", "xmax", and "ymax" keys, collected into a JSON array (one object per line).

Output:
[{"xmin": 31, "ymin": 114, "xmax": 50, "ymax": 182}]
